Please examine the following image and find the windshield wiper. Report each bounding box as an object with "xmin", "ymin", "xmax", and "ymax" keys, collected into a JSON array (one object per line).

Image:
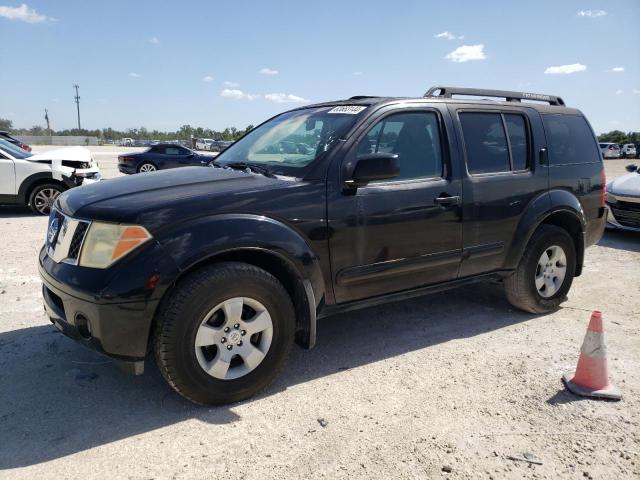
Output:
[{"xmin": 222, "ymin": 162, "xmax": 276, "ymax": 178}]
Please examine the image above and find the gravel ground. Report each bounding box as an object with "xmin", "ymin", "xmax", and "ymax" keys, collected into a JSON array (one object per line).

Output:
[{"xmin": 0, "ymin": 148, "xmax": 638, "ymax": 479}]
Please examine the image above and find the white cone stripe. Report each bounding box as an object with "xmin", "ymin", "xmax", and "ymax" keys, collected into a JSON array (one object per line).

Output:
[{"xmin": 580, "ymin": 331, "xmax": 607, "ymax": 359}]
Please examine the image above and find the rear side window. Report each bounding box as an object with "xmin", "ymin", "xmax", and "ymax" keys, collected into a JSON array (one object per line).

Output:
[
  {"xmin": 542, "ymin": 114, "xmax": 600, "ymax": 165},
  {"xmin": 459, "ymin": 112, "xmax": 530, "ymax": 174},
  {"xmin": 504, "ymin": 114, "xmax": 528, "ymax": 171}
]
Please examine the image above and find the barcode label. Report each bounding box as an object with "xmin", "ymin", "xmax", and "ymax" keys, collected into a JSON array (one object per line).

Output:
[{"xmin": 328, "ymin": 106, "xmax": 367, "ymax": 114}]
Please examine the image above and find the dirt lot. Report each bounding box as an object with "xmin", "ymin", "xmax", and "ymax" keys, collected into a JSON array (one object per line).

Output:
[{"xmin": 0, "ymin": 150, "xmax": 638, "ymax": 479}]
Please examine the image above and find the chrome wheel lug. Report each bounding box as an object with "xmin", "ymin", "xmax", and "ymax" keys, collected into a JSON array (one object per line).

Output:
[
  {"xmin": 224, "ymin": 327, "xmax": 230, "ymax": 333},
  {"xmin": 241, "ymin": 330, "xmax": 246, "ymax": 336},
  {"xmin": 227, "ymin": 345, "xmax": 232, "ymax": 350},
  {"xmin": 238, "ymin": 340, "xmax": 243, "ymax": 346},
  {"xmin": 221, "ymin": 337, "xmax": 226, "ymax": 343},
  {"xmin": 234, "ymin": 323, "xmax": 240, "ymax": 329}
]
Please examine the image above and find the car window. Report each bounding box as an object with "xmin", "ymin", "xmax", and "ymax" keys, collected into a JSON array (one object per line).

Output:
[
  {"xmin": 165, "ymin": 147, "xmax": 181, "ymax": 155},
  {"xmin": 504, "ymin": 114, "xmax": 529, "ymax": 171},
  {"xmin": 542, "ymin": 114, "xmax": 600, "ymax": 164},
  {"xmin": 459, "ymin": 112, "xmax": 510, "ymax": 174},
  {"xmin": 356, "ymin": 111, "xmax": 443, "ymax": 181}
]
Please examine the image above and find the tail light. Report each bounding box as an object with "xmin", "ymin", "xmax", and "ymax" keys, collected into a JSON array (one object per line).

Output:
[
  {"xmin": 601, "ymin": 166, "xmax": 606, "ymax": 207},
  {"xmin": 120, "ymin": 156, "xmax": 136, "ymax": 161},
  {"xmin": 21, "ymin": 145, "xmax": 29, "ymax": 151}
]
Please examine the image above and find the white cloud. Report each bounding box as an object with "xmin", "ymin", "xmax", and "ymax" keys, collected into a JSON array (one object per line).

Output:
[
  {"xmin": 633, "ymin": 89, "xmax": 640, "ymax": 95},
  {"xmin": 353, "ymin": 71, "xmax": 363, "ymax": 76},
  {"xmin": 149, "ymin": 36, "xmax": 160, "ymax": 44},
  {"xmin": 202, "ymin": 75, "xmax": 214, "ymax": 82},
  {"xmin": 259, "ymin": 67, "xmax": 279, "ymax": 75},
  {"xmin": 577, "ymin": 10, "xmax": 607, "ymax": 18},
  {"xmin": 220, "ymin": 89, "xmax": 259, "ymax": 100},
  {"xmin": 264, "ymin": 93, "xmax": 309, "ymax": 103},
  {"xmin": 607, "ymin": 67, "xmax": 624, "ymax": 73},
  {"xmin": 544, "ymin": 63, "xmax": 586, "ymax": 75},
  {"xmin": 615, "ymin": 90, "xmax": 623, "ymax": 95},
  {"xmin": 435, "ymin": 31, "xmax": 455, "ymax": 40},
  {"xmin": 445, "ymin": 44, "xmax": 486, "ymax": 63},
  {"xmin": 0, "ymin": 3, "xmax": 51, "ymax": 23},
  {"xmin": 129, "ymin": 72, "xmax": 142, "ymax": 78},
  {"xmin": 223, "ymin": 81, "xmax": 239, "ymax": 87}
]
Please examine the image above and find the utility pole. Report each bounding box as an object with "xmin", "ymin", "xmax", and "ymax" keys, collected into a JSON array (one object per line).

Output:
[{"xmin": 73, "ymin": 84, "xmax": 81, "ymax": 130}]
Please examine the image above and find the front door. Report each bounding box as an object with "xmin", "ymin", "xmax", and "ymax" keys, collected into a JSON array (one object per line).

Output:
[
  {"xmin": 0, "ymin": 153, "xmax": 16, "ymax": 196},
  {"xmin": 328, "ymin": 107, "xmax": 463, "ymax": 304}
]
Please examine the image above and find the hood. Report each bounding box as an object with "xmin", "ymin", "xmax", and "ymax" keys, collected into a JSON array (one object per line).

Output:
[
  {"xmin": 28, "ymin": 146, "xmax": 93, "ymax": 163},
  {"xmin": 56, "ymin": 166, "xmax": 293, "ymax": 228},
  {"xmin": 608, "ymin": 171, "xmax": 640, "ymax": 199}
]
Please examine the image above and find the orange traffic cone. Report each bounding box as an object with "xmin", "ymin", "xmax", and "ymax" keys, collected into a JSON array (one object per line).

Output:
[{"xmin": 562, "ymin": 311, "xmax": 622, "ymax": 400}]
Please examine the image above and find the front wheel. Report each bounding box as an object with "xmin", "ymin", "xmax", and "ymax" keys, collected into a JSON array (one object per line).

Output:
[
  {"xmin": 154, "ymin": 262, "xmax": 295, "ymax": 405},
  {"xmin": 29, "ymin": 183, "xmax": 64, "ymax": 215},
  {"xmin": 504, "ymin": 225, "xmax": 576, "ymax": 314}
]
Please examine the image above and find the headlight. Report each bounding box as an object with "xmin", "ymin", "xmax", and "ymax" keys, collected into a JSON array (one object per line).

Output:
[{"xmin": 79, "ymin": 222, "xmax": 152, "ymax": 269}]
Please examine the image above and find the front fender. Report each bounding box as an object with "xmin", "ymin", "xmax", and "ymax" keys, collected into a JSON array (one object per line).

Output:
[
  {"xmin": 504, "ymin": 189, "xmax": 586, "ymax": 271},
  {"xmin": 158, "ymin": 213, "xmax": 325, "ymax": 307}
]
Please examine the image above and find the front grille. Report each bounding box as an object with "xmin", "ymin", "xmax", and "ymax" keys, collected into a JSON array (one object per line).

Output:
[
  {"xmin": 67, "ymin": 221, "xmax": 89, "ymax": 260},
  {"xmin": 611, "ymin": 201, "xmax": 640, "ymax": 228},
  {"xmin": 46, "ymin": 209, "xmax": 91, "ymax": 264}
]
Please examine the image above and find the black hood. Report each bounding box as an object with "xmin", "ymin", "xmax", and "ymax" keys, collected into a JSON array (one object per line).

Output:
[{"xmin": 57, "ymin": 166, "xmax": 292, "ymax": 230}]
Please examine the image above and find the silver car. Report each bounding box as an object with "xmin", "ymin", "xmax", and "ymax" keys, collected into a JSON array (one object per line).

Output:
[
  {"xmin": 621, "ymin": 143, "xmax": 637, "ymax": 159},
  {"xmin": 605, "ymin": 163, "xmax": 640, "ymax": 232},
  {"xmin": 600, "ymin": 143, "xmax": 621, "ymax": 159}
]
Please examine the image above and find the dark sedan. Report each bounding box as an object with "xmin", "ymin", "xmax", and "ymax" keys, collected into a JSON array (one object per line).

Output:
[
  {"xmin": 118, "ymin": 144, "xmax": 209, "ymax": 174},
  {"xmin": 0, "ymin": 131, "xmax": 31, "ymax": 152}
]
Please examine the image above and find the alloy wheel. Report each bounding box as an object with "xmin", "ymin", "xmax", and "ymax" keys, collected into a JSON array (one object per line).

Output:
[
  {"xmin": 33, "ymin": 188, "xmax": 61, "ymax": 215},
  {"xmin": 535, "ymin": 245, "xmax": 567, "ymax": 298},
  {"xmin": 194, "ymin": 297, "xmax": 274, "ymax": 380},
  {"xmin": 139, "ymin": 163, "xmax": 157, "ymax": 173}
]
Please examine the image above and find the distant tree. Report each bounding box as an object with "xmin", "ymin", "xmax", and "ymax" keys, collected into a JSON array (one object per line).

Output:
[{"xmin": 0, "ymin": 117, "xmax": 13, "ymax": 131}]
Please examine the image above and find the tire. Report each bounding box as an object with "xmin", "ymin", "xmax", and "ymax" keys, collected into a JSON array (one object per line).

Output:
[
  {"xmin": 504, "ymin": 225, "xmax": 576, "ymax": 314},
  {"xmin": 137, "ymin": 162, "xmax": 157, "ymax": 173},
  {"xmin": 154, "ymin": 262, "xmax": 296, "ymax": 405},
  {"xmin": 28, "ymin": 183, "xmax": 64, "ymax": 215}
]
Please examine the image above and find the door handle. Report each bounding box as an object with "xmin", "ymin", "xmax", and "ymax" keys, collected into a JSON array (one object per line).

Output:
[{"xmin": 434, "ymin": 195, "xmax": 461, "ymax": 206}]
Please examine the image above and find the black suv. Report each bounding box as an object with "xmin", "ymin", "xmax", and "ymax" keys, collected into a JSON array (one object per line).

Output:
[{"xmin": 39, "ymin": 86, "xmax": 606, "ymax": 405}]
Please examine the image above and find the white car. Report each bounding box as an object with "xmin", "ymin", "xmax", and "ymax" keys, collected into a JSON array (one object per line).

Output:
[
  {"xmin": 195, "ymin": 138, "xmax": 214, "ymax": 150},
  {"xmin": 621, "ymin": 144, "xmax": 637, "ymax": 159},
  {"xmin": 599, "ymin": 143, "xmax": 621, "ymax": 159},
  {"xmin": 605, "ymin": 163, "xmax": 640, "ymax": 232},
  {"xmin": 0, "ymin": 139, "xmax": 101, "ymax": 215}
]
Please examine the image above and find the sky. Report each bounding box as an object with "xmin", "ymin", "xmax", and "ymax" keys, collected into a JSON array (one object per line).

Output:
[{"xmin": 0, "ymin": 0, "xmax": 639, "ymax": 134}]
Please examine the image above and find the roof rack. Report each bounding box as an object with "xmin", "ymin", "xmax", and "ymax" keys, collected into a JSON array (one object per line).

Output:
[
  {"xmin": 348, "ymin": 95, "xmax": 380, "ymax": 100},
  {"xmin": 424, "ymin": 86, "xmax": 566, "ymax": 107}
]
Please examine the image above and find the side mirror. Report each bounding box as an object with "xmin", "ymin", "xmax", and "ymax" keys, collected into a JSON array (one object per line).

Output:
[
  {"xmin": 346, "ymin": 153, "xmax": 400, "ymax": 187},
  {"xmin": 626, "ymin": 163, "xmax": 638, "ymax": 172}
]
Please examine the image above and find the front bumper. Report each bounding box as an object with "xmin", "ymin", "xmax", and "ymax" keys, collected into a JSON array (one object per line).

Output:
[
  {"xmin": 39, "ymin": 247, "xmax": 161, "ymax": 370},
  {"xmin": 606, "ymin": 203, "xmax": 640, "ymax": 232}
]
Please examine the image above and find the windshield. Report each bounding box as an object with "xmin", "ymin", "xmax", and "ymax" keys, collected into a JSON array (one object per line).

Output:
[
  {"xmin": 0, "ymin": 138, "xmax": 32, "ymax": 159},
  {"xmin": 214, "ymin": 106, "xmax": 366, "ymax": 175}
]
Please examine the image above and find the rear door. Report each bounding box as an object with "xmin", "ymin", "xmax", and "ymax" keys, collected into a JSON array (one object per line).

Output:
[
  {"xmin": 448, "ymin": 105, "xmax": 548, "ymax": 277},
  {"xmin": 327, "ymin": 104, "xmax": 463, "ymax": 303}
]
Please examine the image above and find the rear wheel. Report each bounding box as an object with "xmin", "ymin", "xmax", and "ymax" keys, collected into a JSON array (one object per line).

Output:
[
  {"xmin": 504, "ymin": 225, "xmax": 576, "ymax": 314},
  {"xmin": 28, "ymin": 183, "xmax": 64, "ymax": 215},
  {"xmin": 154, "ymin": 262, "xmax": 295, "ymax": 405},
  {"xmin": 137, "ymin": 162, "xmax": 157, "ymax": 173}
]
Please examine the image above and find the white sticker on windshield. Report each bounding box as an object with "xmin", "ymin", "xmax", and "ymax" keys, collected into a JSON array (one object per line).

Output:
[{"xmin": 328, "ymin": 106, "xmax": 367, "ymax": 114}]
